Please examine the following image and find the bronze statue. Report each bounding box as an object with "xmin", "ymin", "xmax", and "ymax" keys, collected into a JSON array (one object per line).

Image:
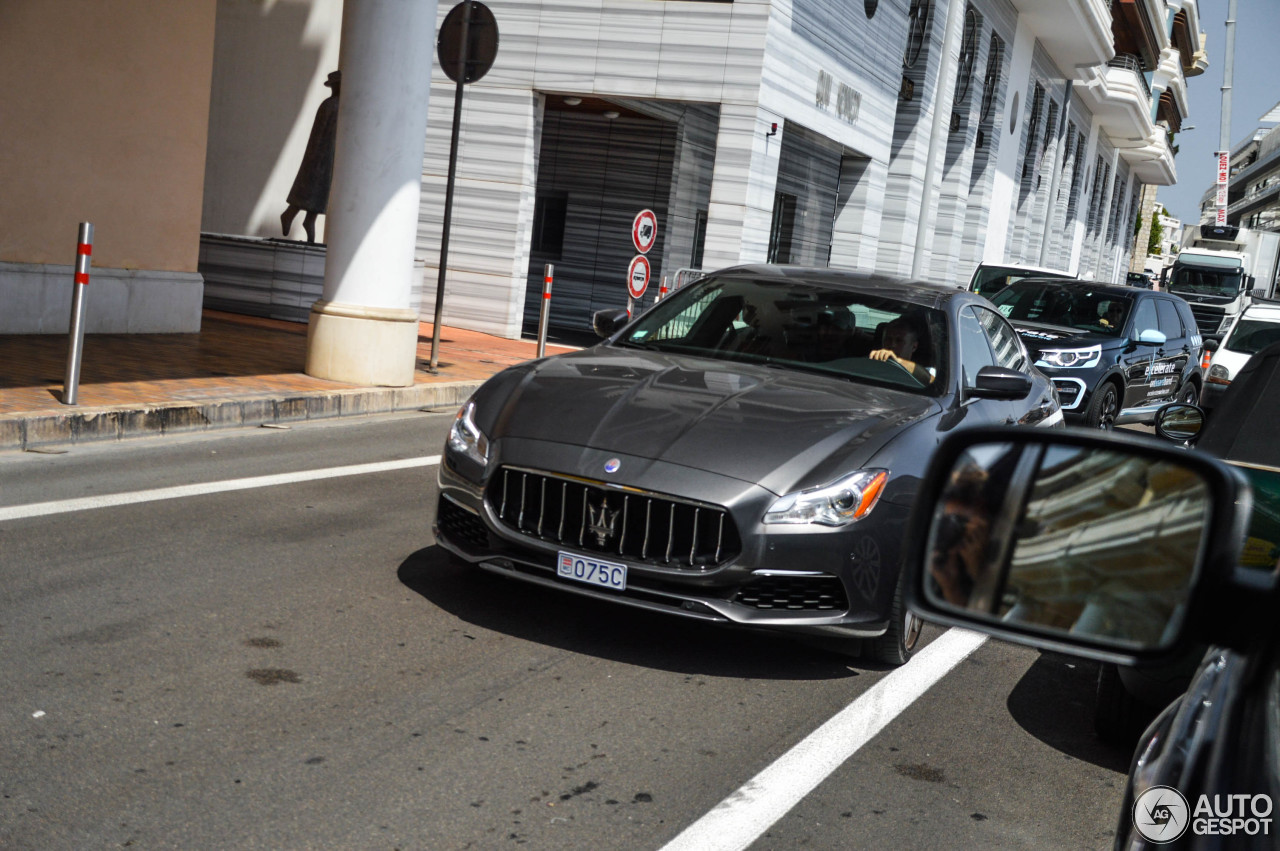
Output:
[{"xmin": 281, "ymin": 70, "xmax": 340, "ymax": 244}]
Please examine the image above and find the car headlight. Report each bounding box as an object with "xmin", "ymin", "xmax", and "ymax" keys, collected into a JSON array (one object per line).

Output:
[
  {"xmin": 1036, "ymin": 345, "xmax": 1101, "ymax": 369},
  {"xmin": 1207, "ymin": 364, "xmax": 1232, "ymax": 385},
  {"xmin": 447, "ymin": 399, "xmax": 489, "ymax": 465},
  {"xmin": 764, "ymin": 470, "xmax": 888, "ymax": 527}
]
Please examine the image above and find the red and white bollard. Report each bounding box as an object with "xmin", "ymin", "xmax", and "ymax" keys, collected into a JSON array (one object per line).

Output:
[
  {"xmin": 536, "ymin": 264, "xmax": 553, "ymax": 358},
  {"xmin": 659, "ymin": 275, "xmax": 669, "ymax": 300},
  {"xmin": 63, "ymin": 222, "xmax": 94, "ymax": 405}
]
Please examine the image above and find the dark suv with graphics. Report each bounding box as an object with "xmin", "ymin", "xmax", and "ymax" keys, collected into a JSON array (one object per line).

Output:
[{"xmin": 988, "ymin": 279, "xmax": 1204, "ymax": 428}]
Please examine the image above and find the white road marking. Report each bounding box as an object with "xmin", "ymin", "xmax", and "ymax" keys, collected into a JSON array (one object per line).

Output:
[
  {"xmin": 0, "ymin": 456, "xmax": 440, "ymax": 522},
  {"xmin": 659, "ymin": 628, "xmax": 990, "ymax": 851}
]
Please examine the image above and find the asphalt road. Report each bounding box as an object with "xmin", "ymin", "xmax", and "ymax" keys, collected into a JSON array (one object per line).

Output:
[{"xmin": 0, "ymin": 414, "xmax": 1135, "ymax": 850}]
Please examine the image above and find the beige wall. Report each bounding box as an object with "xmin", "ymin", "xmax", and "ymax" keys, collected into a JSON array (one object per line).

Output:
[
  {"xmin": 0, "ymin": 1, "xmax": 216, "ymax": 271},
  {"xmin": 202, "ymin": 0, "xmax": 344, "ymax": 242}
]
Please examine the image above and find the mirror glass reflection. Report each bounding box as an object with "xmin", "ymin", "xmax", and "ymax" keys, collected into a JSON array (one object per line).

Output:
[{"xmin": 926, "ymin": 441, "xmax": 1211, "ymax": 649}]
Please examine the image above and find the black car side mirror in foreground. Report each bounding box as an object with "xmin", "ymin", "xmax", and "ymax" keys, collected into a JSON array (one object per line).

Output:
[
  {"xmin": 592, "ymin": 308, "xmax": 631, "ymax": 339},
  {"xmin": 903, "ymin": 427, "xmax": 1268, "ymax": 665}
]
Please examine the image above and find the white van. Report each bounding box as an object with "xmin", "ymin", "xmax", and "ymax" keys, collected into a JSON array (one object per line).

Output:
[{"xmin": 1201, "ymin": 300, "xmax": 1280, "ymax": 412}]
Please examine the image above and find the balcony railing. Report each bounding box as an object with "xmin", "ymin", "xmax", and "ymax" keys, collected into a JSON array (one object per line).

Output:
[{"xmin": 1107, "ymin": 53, "xmax": 1151, "ymax": 99}]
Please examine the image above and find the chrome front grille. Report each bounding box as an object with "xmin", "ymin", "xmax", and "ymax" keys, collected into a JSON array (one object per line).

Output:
[
  {"xmin": 1188, "ymin": 305, "xmax": 1225, "ymax": 336},
  {"xmin": 486, "ymin": 467, "xmax": 740, "ymax": 570}
]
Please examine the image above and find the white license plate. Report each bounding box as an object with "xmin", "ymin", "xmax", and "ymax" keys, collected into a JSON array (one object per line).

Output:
[{"xmin": 557, "ymin": 551, "xmax": 627, "ymax": 591}]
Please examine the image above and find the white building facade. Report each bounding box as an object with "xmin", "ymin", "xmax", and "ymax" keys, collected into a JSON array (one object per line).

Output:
[{"xmin": 404, "ymin": 0, "xmax": 1207, "ymax": 339}]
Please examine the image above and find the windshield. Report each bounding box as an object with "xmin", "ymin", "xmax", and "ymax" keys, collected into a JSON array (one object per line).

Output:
[
  {"xmin": 614, "ymin": 275, "xmax": 949, "ymax": 394},
  {"xmin": 970, "ymin": 266, "xmax": 1070, "ymax": 297},
  {"xmin": 989, "ymin": 283, "xmax": 1132, "ymax": 336},
  {"xmin": 1224, "ymin": 318, "xmax": 1280, "ymax": 356},
  {"xmin": 1167, "ymin": 263, "xmax": 1243, "ymax": 298}
]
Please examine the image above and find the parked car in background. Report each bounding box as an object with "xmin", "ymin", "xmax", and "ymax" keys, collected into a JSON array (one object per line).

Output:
[
  {"xmin": 434, "ymin": 265, "xmax": 1060, "ymax": 666},
  {"xmin": 1200, "ymin": 299, "xmax": 1280, "ymax": 414},
  {"xmin": 966, "ymin": 262, "xmax": 1074, "ymax": 298},
  {"xmin": 1126, "ymin": 271, "xmax": 1155, "ymax": 289},
  {"xmin": 903, "ymin": 403, "xmax": 1280, "ymax": 848},
  {"xmin": 988, "ymin": 279, "xmax": 1204, "ymax": 428}
]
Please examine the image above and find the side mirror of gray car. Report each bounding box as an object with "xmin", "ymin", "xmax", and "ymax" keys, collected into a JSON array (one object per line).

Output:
[
  {"xmin": 902, "ymin": 427, "xmax": 1267, "ymax": 665},
  {"xmin": 593, "ymin": 308, "xmax": 631, "ymax": 339},
  {"xmin": 968, "ymin": 365, "xmax": 1033, "ymax": 400},
  {"xmin": 1137, "ymin": 328, "xmax": 1167, "ymax": 346}
]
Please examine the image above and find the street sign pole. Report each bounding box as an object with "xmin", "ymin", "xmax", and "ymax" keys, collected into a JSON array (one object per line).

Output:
[
  {"xmin": 429, "ymin": 0, "xmax": 472, "ymax": 373},
  {"xmin": 428, "ymin": 2, "xmax": 498, "ymax": 373}
]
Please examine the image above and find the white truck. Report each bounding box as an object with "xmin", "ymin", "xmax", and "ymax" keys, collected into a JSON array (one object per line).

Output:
[{"xmin": 1166, "ymin": 224, "xmax": 1280, "ymax": 338}]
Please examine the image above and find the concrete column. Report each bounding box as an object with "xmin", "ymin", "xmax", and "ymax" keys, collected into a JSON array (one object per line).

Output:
[
  {"xmin": 701, "ymin": 104, "xmax": 783, "ymax": 270},
  {"xmin": 306, "ymin": 0, "xmax": 438, "ymax": 386}
]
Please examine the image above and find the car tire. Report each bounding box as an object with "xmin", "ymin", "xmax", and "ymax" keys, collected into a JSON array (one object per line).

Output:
[
  {"xmin": 1093, "ymin": 662, "xmax": 1149, "ymax": 746},
  {"xmin": 1084, "ymin": 381, "xmax": 1120, "ymax": 430},
  {"xmin": 1175, "ymin": 380, "xmax": 1198, "ymax": 405},
  {"xmin": 865, "ymin": 579, "xmax": 922, "ymax": 666}
]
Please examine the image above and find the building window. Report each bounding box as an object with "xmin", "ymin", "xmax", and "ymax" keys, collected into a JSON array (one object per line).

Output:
[
  {"xmin": 903, "ymin": 0, "xmax": 931, "ymax": 70},
  {"xmin": 1088, "ymin": 156, "xmax": 1108, "ymax": 234},
  {"xmin": 767, "ymin": 192, "xmax": 797, "ymax": 264},
  {"xmin": 1036, "ymin": 100, "xmax": 1058, "ymax": 189},
  {"xmin": 978, "ymin": 34, "xmax": 1003, "ymax": 126},
  {"xmin": 532, "ymin": 193, "xmax": 568, "ymax": 258},
  {"xmin": 1020, "ymin": 83, "xmax": 1044, "ymax": 185},
  {"xmin": 954, "ymin": 8, "xmax": 979, "ymax": 103},
  {"xmin": 692, "ymin": 210, "xmax": 708, "ymax": 269},
  {"xmin": 1065, "ymin": 129, "xmax": 1086, "ymax": 221}
]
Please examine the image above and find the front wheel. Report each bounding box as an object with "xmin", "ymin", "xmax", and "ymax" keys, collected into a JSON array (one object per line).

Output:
[
  {"xmin": 865, "ymin": 579, "xmax": 922, "ymax": 666},
  {"xmin": 1084, "ymin": 382, "xmax": 1120, "ymax": 430},
  {"xmin": 1175, "ymin": 380, "xmax": 1199, "ymax": 405}
]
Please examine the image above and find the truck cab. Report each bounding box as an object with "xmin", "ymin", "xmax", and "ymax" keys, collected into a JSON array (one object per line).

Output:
[{"xmin": 1166, "ymin": 224, "xmax": 1280, "ymax": 339}]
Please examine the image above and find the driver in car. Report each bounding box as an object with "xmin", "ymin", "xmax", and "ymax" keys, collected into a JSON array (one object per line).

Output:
[{"xmin": 869, "ymin": 316, "xmax": 936, "ymax": 383}]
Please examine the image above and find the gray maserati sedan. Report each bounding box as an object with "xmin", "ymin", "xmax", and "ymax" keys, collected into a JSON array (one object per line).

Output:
[{"xmin": 433, "ymin": 265, "xmax": 1061, "ymax": 664}]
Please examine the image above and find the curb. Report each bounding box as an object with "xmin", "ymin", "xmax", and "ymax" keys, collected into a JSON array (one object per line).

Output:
[{"xmin": 0, "ymin": 381, "xmax": 481, "ymax": 452}]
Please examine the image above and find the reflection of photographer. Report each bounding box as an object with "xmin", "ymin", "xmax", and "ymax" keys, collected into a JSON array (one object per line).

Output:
[{"xmin": 931, "ymin": 465, "xmax": 994, "ymax": 608}]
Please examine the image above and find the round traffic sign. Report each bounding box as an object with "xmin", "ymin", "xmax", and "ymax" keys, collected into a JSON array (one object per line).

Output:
[
  {"xmin": 438, "ymin": 2, "xmax": 500, "ymax": 84},
  {"xmin": 627, "ymin": 255, "xmax": 651, "ymax": 299},
  {"xmin": 632, "ymin": 209, "xmax": 657, "ymax": 255}
]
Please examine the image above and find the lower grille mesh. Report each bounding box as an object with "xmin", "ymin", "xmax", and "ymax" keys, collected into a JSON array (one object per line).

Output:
[
  {"xmin": 733, "ymin": 576, "xmax": 849, "ymax": 611},
  {"xmin": 436, "ymin": 498, "xmax": 489, "ymax": 550}
]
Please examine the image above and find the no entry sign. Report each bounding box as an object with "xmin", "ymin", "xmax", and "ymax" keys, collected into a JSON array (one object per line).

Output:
[
  {"xmin": 632, "ymin": 209, "xmax": 657, "ymax": 255},
  {"xmin": 627, "ymin": 255, "xmax": 651, "ymax": 299}
]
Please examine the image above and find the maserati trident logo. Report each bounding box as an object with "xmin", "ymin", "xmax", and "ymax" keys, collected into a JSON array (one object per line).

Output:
[
  {"xmin": 604, "ymin": 458, "xmax": 621, "ymax": 473},
  {"xmin": 587, "ymin": 496, "xmax": 621, "ymax": 547}
]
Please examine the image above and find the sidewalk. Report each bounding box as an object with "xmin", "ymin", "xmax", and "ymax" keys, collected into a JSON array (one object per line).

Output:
[{"xmin": 0, "ymin": 310, "xmax": 573, "ymax": 452}]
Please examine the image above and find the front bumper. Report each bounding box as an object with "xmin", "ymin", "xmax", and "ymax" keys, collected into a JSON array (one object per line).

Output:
[
  {"xmin": 1199, "ymin": 380, "xmax": 1228, "ymax": 412},
  {"xmin": 433, "ymin": 440, "xmax": 906, "ymax": 638}
]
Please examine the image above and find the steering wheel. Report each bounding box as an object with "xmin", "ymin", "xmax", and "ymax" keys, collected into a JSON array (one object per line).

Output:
[{"xmin": 880, "ymin": 354, "xmax": 925, "ymax": 385}]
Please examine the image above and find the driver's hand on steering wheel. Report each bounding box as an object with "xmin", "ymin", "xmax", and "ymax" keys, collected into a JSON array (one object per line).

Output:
[{"xmin": 869, "ymin": 348, "xmax": 901, "ymax": 364}]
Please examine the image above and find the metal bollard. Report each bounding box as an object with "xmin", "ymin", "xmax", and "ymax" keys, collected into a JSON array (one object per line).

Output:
[
  {"xmin": 63, "ymin": 222, "xmax": 94, "ymax": 406},
  {"xmin": 536, "ymin": 264, "xmax": 553, "ymax": 358}
]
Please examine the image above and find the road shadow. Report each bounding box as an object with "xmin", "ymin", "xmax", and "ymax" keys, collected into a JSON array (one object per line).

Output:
[
  {"xmin": 1005, "ymin": 651, "xmax": 1134, "ymax": 773},
  {"xmin": 397, "ymin": 544, "xmax": 866, "ymax": 681}
]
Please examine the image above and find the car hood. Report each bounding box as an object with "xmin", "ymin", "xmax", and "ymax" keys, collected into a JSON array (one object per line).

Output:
[
  {"xmin": 1010, "ymin": 324, "xmax": 1116, "ymax": 355},
  {"xmin": 477, "ymin": 347, "xmax": 941, "ymax": 491}
]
